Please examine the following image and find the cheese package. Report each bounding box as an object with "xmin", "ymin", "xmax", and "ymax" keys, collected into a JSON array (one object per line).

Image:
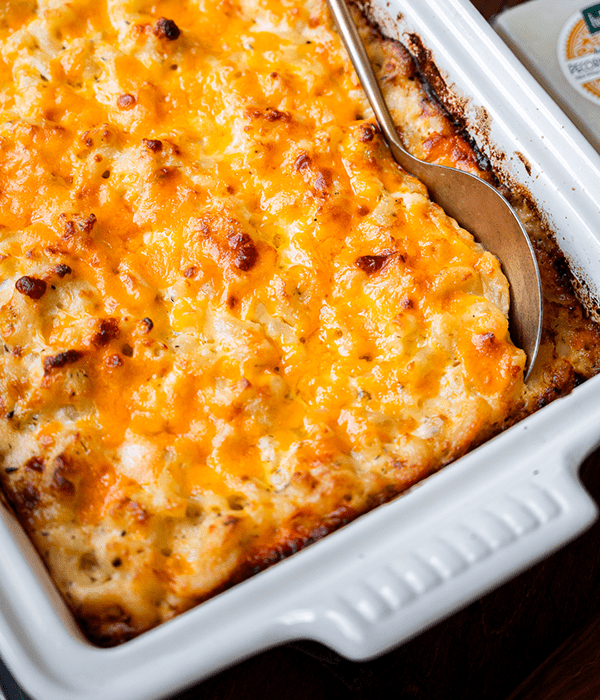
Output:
[
  {"xmin": 494, "ymin": 0, "xmax": 600, "ymax": 153},
  {"xmin": 0, "ymin": 0, "xmax": 599, "ymax": 646}
]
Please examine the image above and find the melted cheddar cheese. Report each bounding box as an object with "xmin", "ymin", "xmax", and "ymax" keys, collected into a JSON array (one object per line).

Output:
[{"xmin": 0, "ymin": 0, "xmax": 596, "ymax": 645}]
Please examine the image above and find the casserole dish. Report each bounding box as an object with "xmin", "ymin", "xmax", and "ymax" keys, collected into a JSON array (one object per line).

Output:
[{"xmin": 2, "ymin": 0, "xmax": 600, "ymax": 698}]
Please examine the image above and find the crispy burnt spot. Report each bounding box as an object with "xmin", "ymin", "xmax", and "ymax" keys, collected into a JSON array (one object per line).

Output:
[
  {"xmin": 263, "ymin": 108, "xmax": 290, "ymax": 122},
  {"xmin": 293, "ymin": 152, "xmax": 332, "ymax": 198},
  {"xmin": 552, "ymin": 253, "xmax": 575, "ymax": 293},
  {"xmin": 142, "ymin": 138, "xmax": 163, "ymax": 152},
  {"xmin": 197, "ymin": 213, "xmax": 260, "ymax": 272},
  {"xmin": 25, "ymin": 456, "xmax": 45, "ymax": 472},
  {"xmin": 473, "ymin": 331, "xmax": 497, "ymax": 352},
  {"xmin": 92, "ymin": 318, "xmax": 120, "ymax": 347},
  {"xmin": 154, "ymin": 17, "xmax": 181, "ymax": 40},
  {"xmin": 357, "ymin": 122, "xmax": 379, "ymax": 142},
  {"xmin": 139, "ymin": 317, "xmax": 153, "ymax": 333},
  {"xmin": 229, "ymin": 232, "xmax": 258, "ymax": 272},
  {"xmin": 52, "ymin": 455, "xmax": 75, "ymax": 497},
  {"xmin": 54, "ymin": 264, "xmax": 72, "ymax": 278},
  {"xmin": 294, "ymin": 153, "xmax": 311, "ymax": 172},
  {"xmin": 15, "ymin": 276, "xmax": 47, "ymax": 300},
  {"xmin": 43, "ymin": 350, "xmax": 82, "ymax": 374},
  {"xmin": 117, "ymin": 94, "xmax": 136, "ymax": 110},
  {"xmin": 13, "ymin": 484, "xmax": 40, "ymax": 514},
  {"xmin": 245, "ymin": 107, "xmax": 291, "ymax": 123},
  {"xmin": 355, "ymin": 252, "xmax": 394, "ymax": 274},
  {"xmin": 61, "ymin": 212, "xmax": 96, "ymax": 241},
  {"xmin": 156, "ymin": 166, "xmax": 176, "ymax": 181}
]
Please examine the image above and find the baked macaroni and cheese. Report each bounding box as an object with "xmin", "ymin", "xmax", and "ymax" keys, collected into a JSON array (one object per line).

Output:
[{"xmin": 0, "ymin": 0, "xmax": 599, "ymax": 645}]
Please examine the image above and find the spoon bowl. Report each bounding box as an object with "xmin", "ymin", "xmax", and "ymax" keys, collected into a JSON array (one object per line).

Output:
[{"xmin": 326, "ymin": 0, "xmax": 543, "ymax": 379}]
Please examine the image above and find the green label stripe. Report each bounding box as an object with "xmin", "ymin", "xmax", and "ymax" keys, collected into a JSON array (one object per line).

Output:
[{"xmin": 583, "ymin": 3, "xmax": 600, "ymax": 34}]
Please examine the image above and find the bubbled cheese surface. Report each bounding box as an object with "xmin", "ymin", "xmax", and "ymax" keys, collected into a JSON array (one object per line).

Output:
[{"xmin": 0, "ymin": 0, "xmax": 529, "ymax": 644}]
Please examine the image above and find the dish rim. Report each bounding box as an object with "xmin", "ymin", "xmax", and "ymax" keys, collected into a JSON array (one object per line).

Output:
[{"xmin": 2, "ymin": 1, "xmax": 600, "ymax": 698}]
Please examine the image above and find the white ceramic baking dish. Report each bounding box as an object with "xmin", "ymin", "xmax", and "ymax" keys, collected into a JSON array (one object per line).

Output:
[{"xmin": 2, "ymin": 1, "xmax": 600, "ymax": 698}]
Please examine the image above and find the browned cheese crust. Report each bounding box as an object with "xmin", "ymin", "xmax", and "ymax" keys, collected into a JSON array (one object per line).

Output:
[{"xmin": 0, "ymin": 0, "xmax": 598, "ymax": 646}]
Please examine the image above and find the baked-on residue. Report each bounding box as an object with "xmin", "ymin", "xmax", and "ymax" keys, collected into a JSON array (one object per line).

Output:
[{"xmin": 0, "ymin": 0, "xmax": 598, "ymax": 645}]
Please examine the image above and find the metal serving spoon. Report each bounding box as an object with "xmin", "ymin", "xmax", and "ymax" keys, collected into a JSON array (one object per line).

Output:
[{"xmin": 326, "ymin": 0, "xmax": 543, "ymax": 380}]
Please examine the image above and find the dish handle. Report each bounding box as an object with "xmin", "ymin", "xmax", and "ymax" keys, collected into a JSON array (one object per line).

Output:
[{"xmin": 269, "ymin": 413, "xmax": 600, "ymax": 661}]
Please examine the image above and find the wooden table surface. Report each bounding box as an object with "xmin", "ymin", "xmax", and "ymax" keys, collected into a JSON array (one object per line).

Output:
[
  {"xmin": 173, "ymin": 3, "xmax": 600, "ymax": 698},
  {"xmin": 6, "ymin": 2, "xmax": 599, "ymax": 699}
]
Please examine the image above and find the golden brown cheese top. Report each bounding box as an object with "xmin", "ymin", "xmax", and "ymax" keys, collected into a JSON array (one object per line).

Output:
[{"xmin": 0, "ymin": 0, "xmax": 526, "ymax": 643}]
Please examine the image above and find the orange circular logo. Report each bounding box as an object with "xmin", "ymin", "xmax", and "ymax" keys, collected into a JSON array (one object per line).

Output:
[{"xmin": 559, "ymin": 14, "xmax": 600, "ymax": 104}]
